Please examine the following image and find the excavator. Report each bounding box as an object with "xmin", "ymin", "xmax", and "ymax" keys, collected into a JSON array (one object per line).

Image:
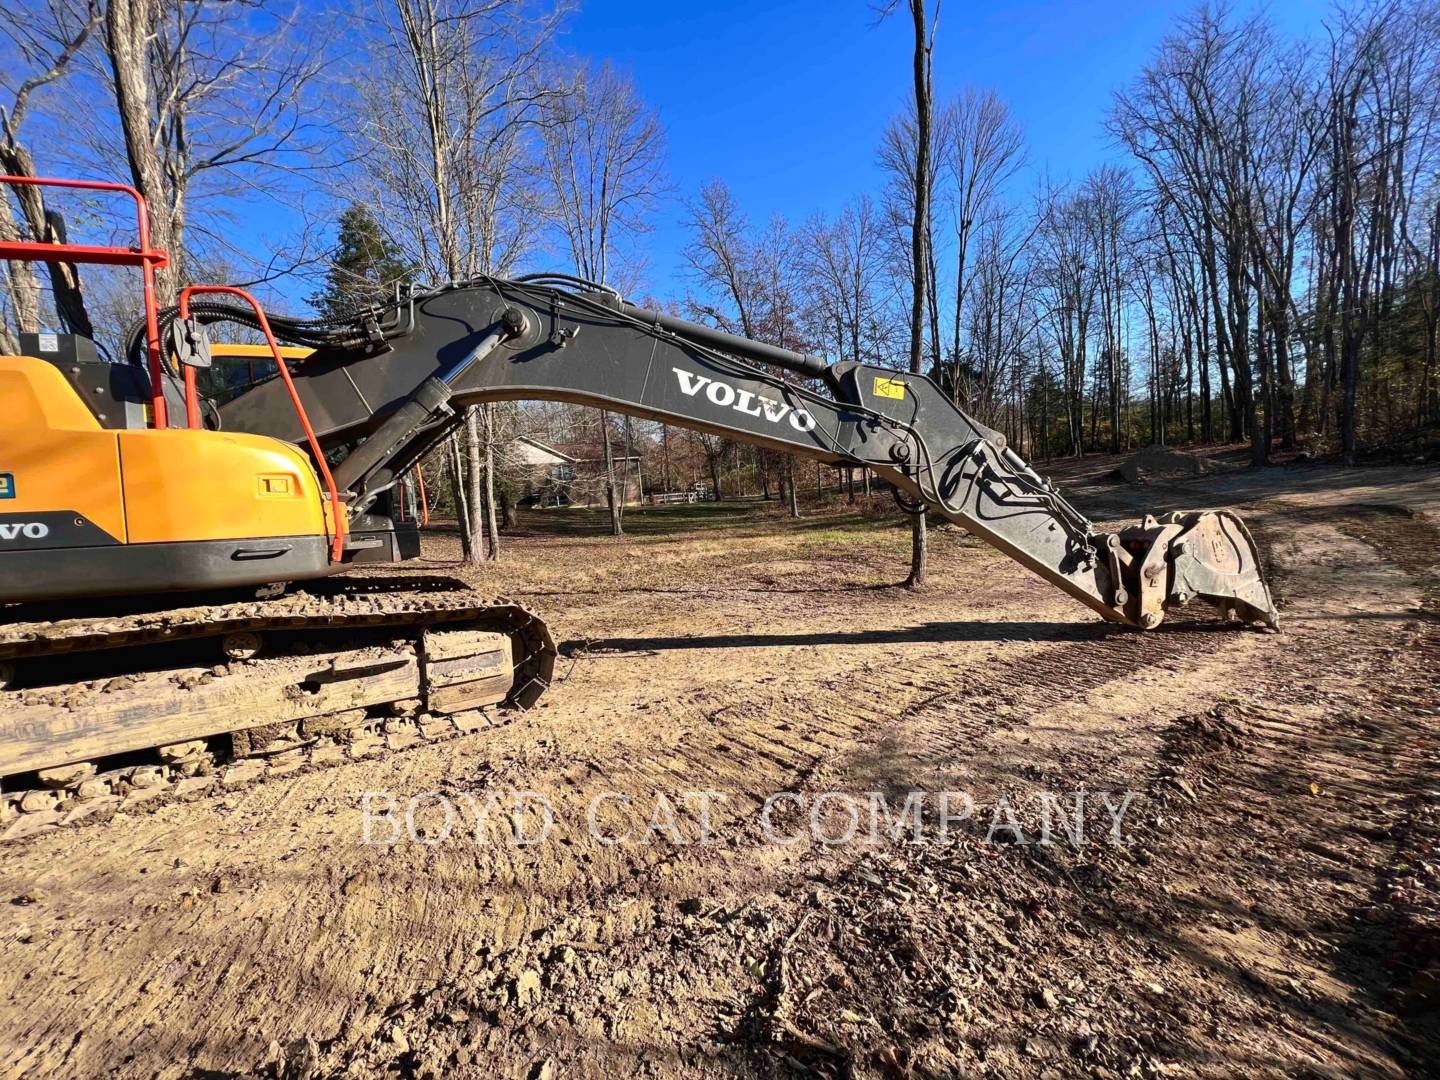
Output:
[{"xmin": 0, "ymin": 176, "xmax": 1277, "ymax": 840}]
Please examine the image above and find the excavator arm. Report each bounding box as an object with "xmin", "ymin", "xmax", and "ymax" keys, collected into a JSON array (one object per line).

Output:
[{"xmin": 202, "ymin": 275, "xmax": 1277, "ymax": 631}]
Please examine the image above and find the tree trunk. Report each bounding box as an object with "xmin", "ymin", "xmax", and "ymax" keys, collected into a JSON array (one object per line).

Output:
[
  {"xmin": 447, "ymin": 433, "xmax": 473, "ymax": 562},
  {"xmin": 905, "ymin": 510, "xmax": 928, "ymax": 589},
  {"xmin": 926, "ymin": 235, "xmax": 942, "ymax": 375},
  {"xmin": 0, "ymin": 197, "xmax": 40, "ymax": 349},
  {"xmin": 463, "ymin": 407, "xmax": 485, "ymax": 566},
  {"xmin": 1253, "ymin": 291, "xmax": 1273, "ymax": 464},
  {"xmin": 1198, "ymin": 292, "xmax": 1212, "ymax": 444},
  {"xmin": 601, "ymin": 411, "xmax": 623, "ymax": 535},
  {"xmin": 0, "ymin": 144, "xmax": 93, "ymax": 337},
  {"xmin": 787, "ymin": 458, "xmax": 800, "ymax": 518},
  {"xmin": 904, "ymin": 0, "xmax": 932, "ymax": 590},
  {"xmin": 105, "ymin": 0, "xmax": 179, "ymax": 302},
  {"xmin": 482, "ymin": 405, "xmax": 500, "ymax": 560},
  {"xmin": 1183, "ymin": 306, "xmax": 1194, "ymax": 443},
  {"xmin": 707, "ymin": 448, "xmax": 723, "ymax": 501}
]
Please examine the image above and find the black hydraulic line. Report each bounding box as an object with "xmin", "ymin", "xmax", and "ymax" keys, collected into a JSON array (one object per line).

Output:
[
  {"xmin": 618, "ymin": 301, "xmax": 832, "ymax": 381},
  {"xmin": 124, "ymin": 296, "xmax": 408, "ymax": 369},
  {"xmin": 514, "ymin": 271, "xmax": 621, "ymax": 298}
]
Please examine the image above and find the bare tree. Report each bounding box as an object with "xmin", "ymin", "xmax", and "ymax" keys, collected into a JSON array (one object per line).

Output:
[
  {"xmin": 360, "ymin": 0, "xmax": 560, "ymax": 281},
  {"xmin": 540, "ymin": 61, "xmax": 665, "ymax": 288},
  {"xmin": 96, "ymin": 0, "xmax": 326, "ymax": 303},
  {"xmin": 683, "ymin": 179, "xmax": 765, "ymax": 336},
  {"xmin": 0, "ymin": 0, "xmax": 101, "ymax": 346},
  {"xmin": 683, "ymin": 181, "xmax": 815, "ymax": 515},
  {"xmin": 540, "ymin": 60, "xmax": 666, "ymax": 534},
  {"xmin": 802, "ymin": 194, "xmax": 900, "ymax": 365},
  {"xmin": 1033, "ymin": 181, "xmax": 1097, "ymax": 456},
  {"xmin": 1081, "ymin": 165, "xmax": 1138, "ymax": 453},
  {"xmin": 755, "ymin": 214, "xmax": 808, "ymax": 517},
  {"xmin": 681, "ymin": 179, "xmax": 759, "ymax": 504},
  {"xmin": 1239, "ymin": 40, "xmax": 1324, "ymax": 452},
  {"xmin": 877, "ymin": 0, "xmax": 939, "ymax": 587},
  {"xmin": 941, "ymin": 87, "xmax": 1025, "ymax": 390},
  {"xmin": 1111, "ymin": 7, "xmax": 1273, "ymax": 459},
  {"xmin": 360, "ymin": 0, "xmax": 563, "ymax": 559},
  {"xmin": 1314, "ymin": 1, "xmax": 1440, "ymax": 462},
  {"xmin": 801, "ymin": 192, "xmax": 901, "ymax": 500},
  {"xmin": 959, "ymin": 210, "xmax": 1038, "ymax": 431}
]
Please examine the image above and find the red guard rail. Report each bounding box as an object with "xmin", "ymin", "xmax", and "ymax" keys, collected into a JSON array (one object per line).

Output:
[
  {"xmin": 179, "ymin": 285, "xmax": 347, "ymax": 563},
  {"xmin": 2, "ymin": 175, "xmax": 348, "ymax": 563},
  {"xmin": 415, "ymin": 466, "xmax": 430, "ymax": 526},
  {"xmin": 0, "ymin": 175, "xmax": 170, "ymax": 426}
]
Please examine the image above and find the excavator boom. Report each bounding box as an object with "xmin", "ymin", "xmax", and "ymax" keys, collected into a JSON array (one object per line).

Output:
[{"xmin": 208, "ymin": 275, "xmax": 1277, "ymax": 631}]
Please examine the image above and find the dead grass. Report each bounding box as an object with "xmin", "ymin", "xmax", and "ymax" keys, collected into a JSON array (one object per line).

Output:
[{"xmin": 423, "ymin": 497, "xmax": 980, "ymax": 599}]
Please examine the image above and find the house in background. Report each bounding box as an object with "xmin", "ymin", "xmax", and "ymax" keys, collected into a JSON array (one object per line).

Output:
[
  {"xmin": 570, "ymin": 452, "xmax": 643, "ymax": 507},
  {"xmin": 509, "ymin": 436, "xmax": 575, "ymax": 508},
  {"xmin": 508, "ymin": 436, "xmax": 643, "ymax": 508}
]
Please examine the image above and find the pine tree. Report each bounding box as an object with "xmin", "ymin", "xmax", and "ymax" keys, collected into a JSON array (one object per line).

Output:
[{"xmin": 309, "ymin": 204, "xmax": 407, "ymax": 317}]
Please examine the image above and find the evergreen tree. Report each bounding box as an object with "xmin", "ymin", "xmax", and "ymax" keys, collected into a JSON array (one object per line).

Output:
[{"xmin": 309, "ymin": 204, "xmax": 408, "ymax": 316}]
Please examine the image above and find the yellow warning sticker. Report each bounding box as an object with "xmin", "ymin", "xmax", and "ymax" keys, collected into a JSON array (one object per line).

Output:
[{"xmin": 873, "ymin": 376, "xmax": 907, "ymax": 400}]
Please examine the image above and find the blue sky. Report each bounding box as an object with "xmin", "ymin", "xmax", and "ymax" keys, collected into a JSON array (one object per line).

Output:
[{"xmin": 561, "ymin": 0, "xmax": 1327, "ymax": 292}]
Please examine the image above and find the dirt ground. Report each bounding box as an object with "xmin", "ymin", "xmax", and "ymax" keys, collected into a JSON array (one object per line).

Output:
[{"xmin": 1, "ymin": 454, "xmax": 1436, "ymax": 1080}]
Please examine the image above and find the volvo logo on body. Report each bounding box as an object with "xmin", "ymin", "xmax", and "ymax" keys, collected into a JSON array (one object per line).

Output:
[
  {"xmin": 0, "ymin": 522, "xmax": 49, "ymax": 541},
  {"xmin": 673, "ymin": 368, "xmax": 817, "ymax": 432}
]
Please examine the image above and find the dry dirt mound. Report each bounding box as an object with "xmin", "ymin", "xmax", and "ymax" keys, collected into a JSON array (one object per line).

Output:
[{"xmin": 1118, "ymin": 446, "xmax": 1230, "ymax": 484}]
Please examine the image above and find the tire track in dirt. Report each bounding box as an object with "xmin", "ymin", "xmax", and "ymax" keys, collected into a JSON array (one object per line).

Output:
[
  {"xmin": 1237, "ymin": 506, "xmax": 1436, "ymax": 798},
  {"xmin": 1266, "ymin": 507, "xmax": 1437, "ymax": 1062},
  {"xmin": 668, "ymin": 503, "xmax": 1436, "ymax": 1080},
  {"xmin": 430, "ymin": 600, "xmax": 1251, "ymax": 925},
  {"xmin": 5, "ymin": 498, "xmax": 1412, "ymax": 1080},
  {"xmin": 303, "ymin": 588, "xmax": 1266, "ymax": 1077},
  {"xmin": 1090, "ymin": 504, "xmax": 1440, "ymax": 1078},
  {"xmin": 664, "ymin": 502, "xmax": 1432, "ymax": 1078},
  {"xmin": 315, "ymin": 633, "xmax": 1266, "ymax": 1078}
]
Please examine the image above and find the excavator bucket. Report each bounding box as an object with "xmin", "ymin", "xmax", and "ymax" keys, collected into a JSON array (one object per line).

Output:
[{"xmin": 1120, "ymin": 510, "xmax": 1279, "ymax": 631}]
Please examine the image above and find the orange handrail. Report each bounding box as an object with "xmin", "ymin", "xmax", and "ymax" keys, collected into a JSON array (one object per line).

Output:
[
  {"xmin": 415, "ymin": 466, "xmax": 430, "ymax": 526},
  {"xmin": 0, "ymin": 175, "xmax": 170, "ymax": 427},
  {"xmin": 178, "ymin": 285, "xmax": 347, "ymax": 563}
]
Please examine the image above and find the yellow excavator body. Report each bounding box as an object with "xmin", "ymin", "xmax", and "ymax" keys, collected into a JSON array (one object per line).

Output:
[{"xmin": 0, "ymin": 353, "xmax": 334, "ymax": 600}]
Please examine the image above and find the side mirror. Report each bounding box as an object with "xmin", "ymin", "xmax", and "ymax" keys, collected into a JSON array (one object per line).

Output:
[{"xmin": 169, "ymin": 317, "xmax": 213, "ymax": 369}]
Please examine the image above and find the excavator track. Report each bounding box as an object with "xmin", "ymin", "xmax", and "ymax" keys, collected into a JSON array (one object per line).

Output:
[{"xmin": 0, "ymin": 577, "xmax": 556, "ymax": 844}]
